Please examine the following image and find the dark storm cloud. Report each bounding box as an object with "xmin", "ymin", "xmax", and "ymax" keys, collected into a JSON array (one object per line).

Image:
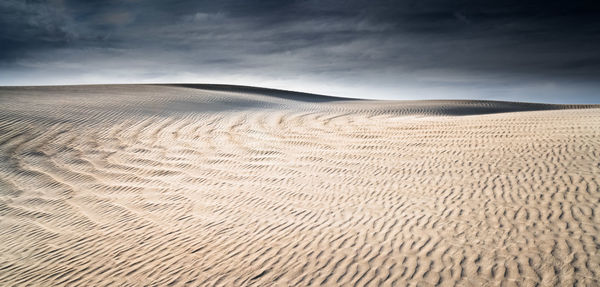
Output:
[{"xmin": 1, "ymin": 0, "xmax": 599, "ymax": 102}]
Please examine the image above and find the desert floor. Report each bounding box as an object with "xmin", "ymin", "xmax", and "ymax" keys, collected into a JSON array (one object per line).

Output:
[{"xmin": 0, "ymin": 85, "xmax": 599, "ymax": 286}]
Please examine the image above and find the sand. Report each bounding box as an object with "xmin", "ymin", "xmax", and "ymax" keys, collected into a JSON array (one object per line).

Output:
[{"xmin": 0, "ymin": 84, "xmax": 599, "ymax": 286}]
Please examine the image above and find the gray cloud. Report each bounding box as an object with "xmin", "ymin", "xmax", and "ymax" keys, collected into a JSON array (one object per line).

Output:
[{"xmin": 1, "ymin": 0, "xmax": 599, "ymax": 103}]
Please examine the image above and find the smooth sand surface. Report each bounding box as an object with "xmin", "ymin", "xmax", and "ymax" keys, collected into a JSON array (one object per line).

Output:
[{"xmin": 0, "ymin": 84, "xmax": 599, "ymax": 286}]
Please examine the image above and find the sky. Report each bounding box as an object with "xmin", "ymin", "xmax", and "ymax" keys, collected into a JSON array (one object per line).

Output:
[{"xmin": 1, "ymin": 0, "xmax": 599, "ymax": 103}]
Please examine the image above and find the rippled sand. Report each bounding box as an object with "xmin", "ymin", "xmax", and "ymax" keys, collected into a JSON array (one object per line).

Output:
[{"xmin": 1, "ymin": 85, "xmax": 599, "ymax": 286}]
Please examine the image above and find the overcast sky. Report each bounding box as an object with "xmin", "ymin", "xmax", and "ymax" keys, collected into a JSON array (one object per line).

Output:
[{"xmin": 1, "ymin": 0, "xmax": 599, "ymax": 103}]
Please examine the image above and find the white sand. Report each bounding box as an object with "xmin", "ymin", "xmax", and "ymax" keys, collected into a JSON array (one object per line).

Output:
[{"xmin": 0, "ymin": 84, "xmax": 599, "ymax": 286}]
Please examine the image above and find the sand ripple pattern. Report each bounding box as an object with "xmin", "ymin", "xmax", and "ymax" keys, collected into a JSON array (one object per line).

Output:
[{"xmin": 0, "ymin": 85, "xmax": 599, "ymax": 286}]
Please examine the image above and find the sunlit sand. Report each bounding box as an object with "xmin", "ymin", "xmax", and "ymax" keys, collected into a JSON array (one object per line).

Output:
[{"xmin": 1, "ymin": 85, "xmax": 598, "ymax": 286}]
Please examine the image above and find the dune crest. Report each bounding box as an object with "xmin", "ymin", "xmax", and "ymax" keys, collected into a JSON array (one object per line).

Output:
[{"xmin": 0, "ymin": 85, "xmax": 599, "ymax": 286}]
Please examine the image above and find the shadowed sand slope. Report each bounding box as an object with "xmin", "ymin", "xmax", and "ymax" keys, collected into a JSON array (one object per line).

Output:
[{"xmin": 0, "ymin": 85, "xmax": 599, "ymax": 286}]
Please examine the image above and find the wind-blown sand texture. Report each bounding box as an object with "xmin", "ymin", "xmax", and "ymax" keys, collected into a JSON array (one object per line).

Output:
[{"xmin": 0, "ymin": 84, "xmax": 599, "ymax": 286}]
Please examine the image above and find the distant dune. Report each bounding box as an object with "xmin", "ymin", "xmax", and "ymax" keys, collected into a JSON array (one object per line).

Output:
[{"xmin": 0, "ymin": 84, "xmax": 599, "ymax": 286}]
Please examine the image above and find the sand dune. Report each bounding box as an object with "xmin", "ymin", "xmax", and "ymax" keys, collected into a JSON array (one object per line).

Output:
[{"xmin": 0, "ymin": 84, "xmax": 599, "ymax": 286}]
